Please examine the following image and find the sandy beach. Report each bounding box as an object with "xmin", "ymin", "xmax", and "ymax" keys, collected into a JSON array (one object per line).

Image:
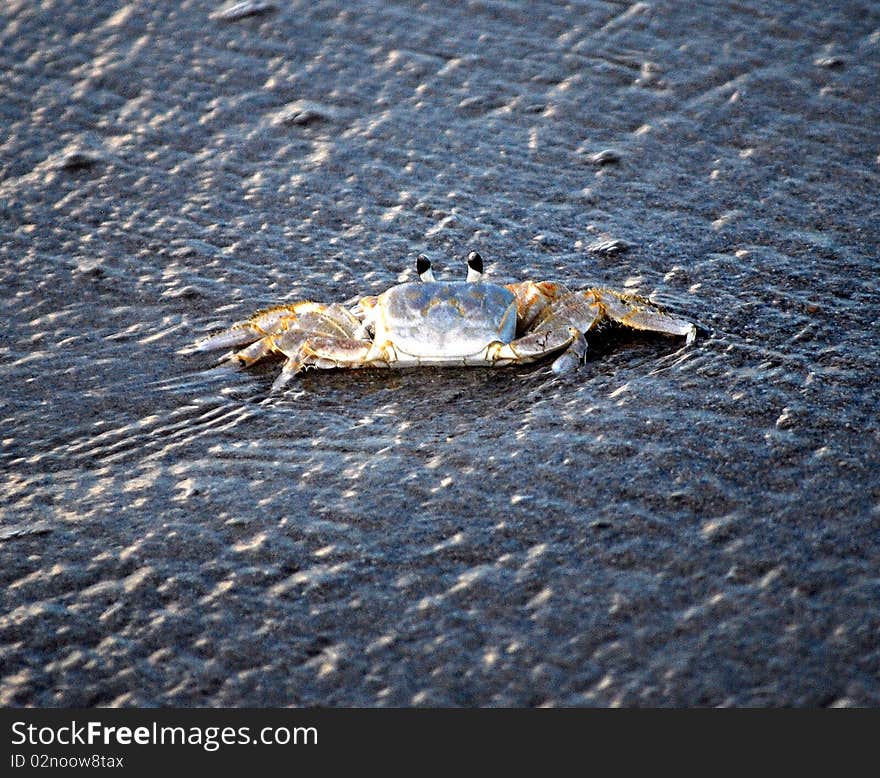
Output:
[{"xmin": 1, "ymin": 0, "xmax": 878, "ymax": 706}]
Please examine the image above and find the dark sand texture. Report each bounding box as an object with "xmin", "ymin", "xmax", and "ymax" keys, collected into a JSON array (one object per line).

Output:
[{"xmin": 1, "ymin": 0, "xmax": 879, "ymax": 706}]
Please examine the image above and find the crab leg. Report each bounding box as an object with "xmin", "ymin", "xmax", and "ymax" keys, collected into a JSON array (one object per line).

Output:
[
  {"xmin": 591, "ymin": 290, "xmax": 696, "ymax": 344},
  {"xmin": 192, "ymin": 302, "xmax": 366, "ymax": 372},
  {"xmin": 271, "ymin": 336, "xmax": 377, "ymax": 392},
  {"xmin": 505, "ymin": 281, "xmax": 571, "ymax": 333},
  {"xmin": 226, "ymin": 336, "xmax": 276, "ymax": 366},
  {"xmin": 191, "ymin": 304, "xmax": 312, "ymax": 354}
]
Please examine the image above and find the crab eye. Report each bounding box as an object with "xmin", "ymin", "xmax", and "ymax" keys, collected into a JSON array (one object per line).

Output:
[
  {"xmin": 466, "ymin": 251, "xmax": 483, "ymax": 281},
  {"xmin": 416, "ymin": 254, "xmax": 435, "ymax": 282}
]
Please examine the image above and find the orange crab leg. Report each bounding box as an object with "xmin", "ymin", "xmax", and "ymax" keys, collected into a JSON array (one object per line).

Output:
[{"xmin": 589, "ymin": 290, "xmax": 696, "ymax": 344}]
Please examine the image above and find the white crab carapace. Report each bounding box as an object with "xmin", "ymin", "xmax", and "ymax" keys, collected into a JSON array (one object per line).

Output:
[{"xmin": 191, "ymin": 252, "xmax": 696, "ymax": 391}]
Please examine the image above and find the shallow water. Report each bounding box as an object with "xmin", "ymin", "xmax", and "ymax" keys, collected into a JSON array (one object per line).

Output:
[{"xmin": 1, "ymin": 0, "xmax": 879, "ymax": 706}]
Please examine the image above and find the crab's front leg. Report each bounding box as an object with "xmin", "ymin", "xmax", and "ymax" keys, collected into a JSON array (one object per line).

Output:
[{"xmin": 589, "ymin": 289, "xmax": 696, "ymax": 345}]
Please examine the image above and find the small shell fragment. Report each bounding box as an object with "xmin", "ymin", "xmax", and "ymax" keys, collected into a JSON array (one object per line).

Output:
[
  {"xmin": 584, "ymin": 149, "xmax": 621, "ymax": 166},
  {"xmin": 588, "ymin": 238, "xmax": 629, "ymax": 256},
  {"xmin": 211, "ymin": 2, "xmax": 275, "ymax": 22}
]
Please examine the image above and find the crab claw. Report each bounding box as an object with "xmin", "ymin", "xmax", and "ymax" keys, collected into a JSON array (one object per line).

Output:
[{"xmin": 550, "ymin": 329, "xmax": 588, "ymax": 374}]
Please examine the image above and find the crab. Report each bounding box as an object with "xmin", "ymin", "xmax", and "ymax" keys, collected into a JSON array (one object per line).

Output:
[{"xmin": 191, "ymin": 251, "xmax": 696, "ymax": 391}]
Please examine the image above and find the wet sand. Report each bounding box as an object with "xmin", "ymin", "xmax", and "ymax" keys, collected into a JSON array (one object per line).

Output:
[{"xmin": 1, "ymin": 0, "xmax": 879, "ymax": 706}]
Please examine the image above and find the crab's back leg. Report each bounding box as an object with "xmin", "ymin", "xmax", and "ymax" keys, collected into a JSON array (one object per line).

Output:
[
  {"xmin": 209, "ymin": 302, "xmax": 366, "ymax": 370},
  {"xmin": 590, "ymin": 289, "xmax": 696, "ymax": 345},
  {"xmin": 271, "ymin": 336, "xmax": 378, "ymax": 392},
  {"xmin": 190, "ymin": 325, "xmax": 263, "ymax": 354},
  {"xmin": 189, "ymin": 306, "xmax": 296, "ymax": 354},
  {"xmin": 191, "ymin": 302, "xmax": 331, "ymax": 358}
]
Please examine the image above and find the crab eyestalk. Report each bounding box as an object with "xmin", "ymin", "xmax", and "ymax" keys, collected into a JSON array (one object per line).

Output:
[
  {"xmin": 466, "ymin": 251, "xmax": 483, "ymax": 282},
  {"xmin": 416, "ymin": 254, "xmax": 435, "ymax": 282}
]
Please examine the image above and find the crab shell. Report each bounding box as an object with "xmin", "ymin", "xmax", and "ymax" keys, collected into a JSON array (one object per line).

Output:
[{"xmin": 361, "ymin": 280, "xmax": 520, "ymax": 365}]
